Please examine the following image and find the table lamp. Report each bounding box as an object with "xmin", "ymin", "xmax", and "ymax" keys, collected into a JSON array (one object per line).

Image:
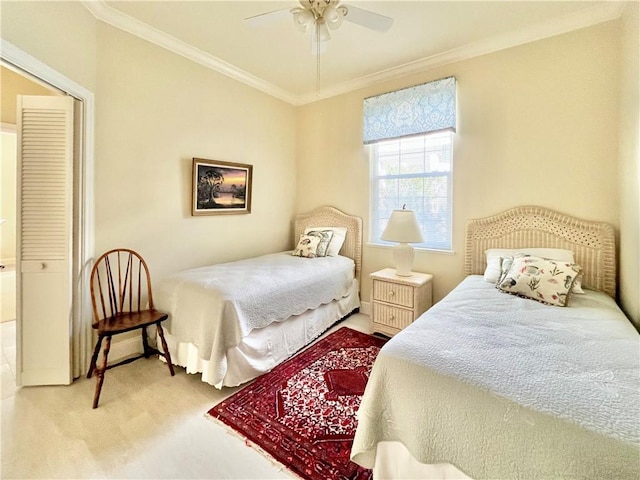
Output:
[{"xmin": 381, "ymin": 207, "xmax": 424, "ymax": 276}]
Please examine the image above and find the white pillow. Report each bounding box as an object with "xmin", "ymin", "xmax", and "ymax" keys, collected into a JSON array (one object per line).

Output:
[
  {"xmin": 304, "ymin": 226, "xmax": 347, "ymax": 257},
  {"xmin": 484, "ymin": 248, "xmax": 585, "ymax": 294}
]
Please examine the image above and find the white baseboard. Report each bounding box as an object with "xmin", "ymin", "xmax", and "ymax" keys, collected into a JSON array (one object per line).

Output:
[
  {"xmin": 108, "ymin": 336, "xmax": 143, "ymax": 363},
  {"xmin": 360, "ymin": 301, "xmax": 371, "ymax": 316}
]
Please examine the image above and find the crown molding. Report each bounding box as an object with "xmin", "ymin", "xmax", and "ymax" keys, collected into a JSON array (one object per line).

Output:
[
  {"xmin": 303, "ymin": 1, "xmax": 625, "ymax": 104},
  {"xmin": 82, "ymin": 1, "xmax": 624, "ymax": 106},
  {"xmin": 81, "ymin": 0, "xmax": 300, "ymax": 105}
]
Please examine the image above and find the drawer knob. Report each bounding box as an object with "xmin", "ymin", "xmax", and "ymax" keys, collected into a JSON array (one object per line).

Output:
[
  {"xmin": 390, "ymin": 315, "xmax": 395, "ymax": 320},
  {"xmin": 389, "ymin": 290, "xmax": 395, "ymax": 296}
]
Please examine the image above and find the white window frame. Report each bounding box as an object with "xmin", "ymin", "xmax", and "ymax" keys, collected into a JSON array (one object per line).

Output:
[{"xmin": 370, "ymin": 131, "xmax": 454, "ymax": 251}]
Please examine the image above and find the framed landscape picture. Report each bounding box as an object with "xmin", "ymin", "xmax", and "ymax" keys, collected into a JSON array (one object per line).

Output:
[{"xmin": 192, "ymin": 158, "xmax": 253, "ymax": 215}]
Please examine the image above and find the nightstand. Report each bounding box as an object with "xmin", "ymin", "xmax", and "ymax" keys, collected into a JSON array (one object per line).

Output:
[{"xmin": 370, "ymin": 268, "xmax": 433, "ymax": 336}]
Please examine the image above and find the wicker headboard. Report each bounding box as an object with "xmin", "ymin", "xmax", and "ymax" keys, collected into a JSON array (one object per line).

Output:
[
  {"xmin": 465, "ymin": 206, "xmax": 616, "ymax": 297},
  {"xmin": 294, "ymin": 206, "xmax": 363, "ymax": 286}
]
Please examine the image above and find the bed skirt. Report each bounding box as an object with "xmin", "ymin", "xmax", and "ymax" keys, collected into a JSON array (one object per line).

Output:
[
  {"xmin": 164, "ymin": 280, "xmax": 360, "ymax": 388},
  {"xmin": 373, "ymin": 442, "xmax": 471, "ymax": 479}
]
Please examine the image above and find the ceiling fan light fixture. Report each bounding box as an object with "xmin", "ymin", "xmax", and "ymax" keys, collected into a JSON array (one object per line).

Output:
[
  {"xmin": 291, "ymin": 7, "xmax": 315, "ymax": 32},
  {"xmin": 245, "ymin": 0, "xmax": 393, "ymax": 54},
  {"xmin": 316, "ymin": 21, "xmax": 331, "ymax": 42},
  {"xmin": 324, "ymin": 5, "xmax": 344, "ymax": 29}
]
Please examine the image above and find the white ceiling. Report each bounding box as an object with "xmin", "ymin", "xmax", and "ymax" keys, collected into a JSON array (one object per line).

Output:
[{"xmin": 83, "ymin": 1, "xmax": 624, "ymax": 105}]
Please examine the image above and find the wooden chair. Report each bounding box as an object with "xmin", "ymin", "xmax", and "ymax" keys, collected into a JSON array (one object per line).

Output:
[{"xmin": 87, "ymin": 248, "xmax": 174, "ymax": 408}]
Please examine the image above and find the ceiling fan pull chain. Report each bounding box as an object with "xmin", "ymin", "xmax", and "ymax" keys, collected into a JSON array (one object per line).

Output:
[{"xmin": 316, "ymin": 24, "xmax": 321, "ymax": 100}]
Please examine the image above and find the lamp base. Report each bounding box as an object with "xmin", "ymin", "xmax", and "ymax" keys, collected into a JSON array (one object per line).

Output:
[{"xmin": 392, "ymin": 243, "xmax": 415, "ymax": 277}]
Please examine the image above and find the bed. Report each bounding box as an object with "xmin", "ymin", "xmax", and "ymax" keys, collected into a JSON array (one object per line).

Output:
[
  {"xmin": 351, "ymin": 206, "xmax": 640, "ymax": 480},
  {"xmin": 155, "ymin": 206, "xmax": 362, "ymax": 388}
]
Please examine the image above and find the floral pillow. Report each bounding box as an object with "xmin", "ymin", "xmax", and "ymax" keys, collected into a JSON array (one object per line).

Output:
[
  {"xmin": 304, "ymin": 227, "xmax": 347, "ymax": 256},
  {"xmin": 496, "ymin": 254, "xmax": 582, "ymax": 307},
  {"xmin": 303, "ymin": 230, "xmax": 334, "ymax": 257},
  {"xmin": 292, "ymin": 234, "xmax": 321, "ymax": 258},
  {"xmin": 484, "ymin": 248, "xmax": 585, "ymax": 294}
]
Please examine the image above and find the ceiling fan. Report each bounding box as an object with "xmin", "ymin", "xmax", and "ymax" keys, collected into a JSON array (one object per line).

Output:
[{"xmin": 244, "ymin": 0, "xmax": 394, "ymax": 44}]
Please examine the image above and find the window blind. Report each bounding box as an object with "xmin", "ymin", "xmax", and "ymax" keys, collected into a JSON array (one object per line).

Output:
[{"xmin": 363, "ymin": 76, "xmax": 456, "ymax": 145}]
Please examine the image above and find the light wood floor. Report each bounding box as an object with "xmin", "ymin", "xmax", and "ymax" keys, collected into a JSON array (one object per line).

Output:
[{"xmin": 0, "ymin": 313, "xmax": 371, "ymax": 479}]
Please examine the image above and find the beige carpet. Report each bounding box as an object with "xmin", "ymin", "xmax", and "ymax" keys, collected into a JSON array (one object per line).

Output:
[{"xmin": 1, "ymin": 312, "xmax": 371, "ymax": 479}]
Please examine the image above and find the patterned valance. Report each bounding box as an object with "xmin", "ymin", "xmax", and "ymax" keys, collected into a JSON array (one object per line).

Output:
[{"xmin": 363, "ymin": 76, "xmax": 456, "ymax": 145}]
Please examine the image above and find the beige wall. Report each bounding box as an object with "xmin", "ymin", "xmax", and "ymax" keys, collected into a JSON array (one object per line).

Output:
[
  {"xmin": 2, "ymin": 3, "xmax": 636, "ymax": 319},
  {"xmin": 1, "ymin": 132, "xmax": 17, "ymax": 264},
  {"xmin": 297, "ymin": 21, "xmax": 625, "ymax": 305},
  {"xmin": 2, "ymin": 3, "xmax": 297, "ymax": 283},
  {"xmin": 1, "ymin": 66, "xmax": 58, "ymax": 124},
  {"xmin": 1, "ymin": 1, "xmax": 97, "ymax": 92},
  {"xmin": 1, "ymin": 2, "xmax": 93, "ymax": 261},
  {"xmin": 94, "ymin": 24, "xmax": 297, "ymax": 280},
  {"xmin": 1, "ymin": 1, "xmax": 96, "ymax": 266},
  {"xmin": 618, "ymin": 3, "xmax": 640, "ymax": 326}
]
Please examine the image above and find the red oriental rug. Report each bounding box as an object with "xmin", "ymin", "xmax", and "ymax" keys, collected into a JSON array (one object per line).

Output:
[{"xmin": 207, "ymin": 327, "xmax": 387, "ymax": 480}]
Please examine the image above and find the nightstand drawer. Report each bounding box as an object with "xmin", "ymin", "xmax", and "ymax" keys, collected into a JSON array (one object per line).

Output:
[
  {"xmin": 373, "ymin": 279, "xmax": 414, "ymax": 308},
  {"xmin": 372, "ymin": 303, "xmax": 414, "ymax": 330}
]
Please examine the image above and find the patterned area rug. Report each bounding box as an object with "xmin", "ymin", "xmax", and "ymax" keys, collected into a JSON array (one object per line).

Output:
[{"xmin": 208, "ymin": 327, "xmax": 387, "ymax": 480}]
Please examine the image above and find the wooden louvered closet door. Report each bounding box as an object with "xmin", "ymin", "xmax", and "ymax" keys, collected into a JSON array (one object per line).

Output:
[{"xmin": 17, "ymin": 95, "xmax": 73, "ymax": 386}]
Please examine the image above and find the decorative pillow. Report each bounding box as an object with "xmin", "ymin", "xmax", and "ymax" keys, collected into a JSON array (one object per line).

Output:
[
  {"xmin": 484, "ymin": 248, "xmax": 585, "ymax": 293},
  {"xmin": 573, "ymin": 275, "xmax": 585, "ymax": 294},
  {"xmin": 304, "ymin": 226, "xmax": 347, "ymax": 256},
  {"xmin": 496, "ymin": 254, "xmax": 582, "ymax": 307},
  {"xmin": 497, "ymin": 256, "xmax": 514, "ymax": 285},
  {"xmin": 292, "ymin": 234, "xmax": 321, "ymax": 258},
  {"xmin": 302, "ymin": 229, "xmax": 334, "ymax": 257}
]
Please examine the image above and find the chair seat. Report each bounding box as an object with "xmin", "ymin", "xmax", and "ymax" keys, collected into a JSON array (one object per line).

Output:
[{"xmin": 92, "ymin": 309, "xmax": 168, "ymax": 335}]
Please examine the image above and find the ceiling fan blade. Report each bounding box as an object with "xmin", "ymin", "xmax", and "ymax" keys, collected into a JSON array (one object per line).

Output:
[
  {"xmin": 342, "ymin": 5, "xmax": 393, "ymax": 32},
  {"xmin": 243, "ymin": 8, "xmax": 292, "ymax": 28}
]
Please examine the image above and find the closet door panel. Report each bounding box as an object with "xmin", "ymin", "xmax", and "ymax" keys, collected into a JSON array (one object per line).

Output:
[{"xmin": 17, "ymin": 95, "xmax": 73, "ymax": 386}]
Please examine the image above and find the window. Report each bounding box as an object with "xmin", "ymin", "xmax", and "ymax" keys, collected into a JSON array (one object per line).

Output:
[
  {"xmin": 370, "ymin": 131, "xmax": 453, "ymax": 250},
  {"xmin": 364, "ymin": 76, "xmax": 456, "ymax": 251}
]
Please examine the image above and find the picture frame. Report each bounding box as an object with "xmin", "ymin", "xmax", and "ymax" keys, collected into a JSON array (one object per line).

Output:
[{"xmin": 192, "ymin": 158, "xmax": 253, "ymax": 215}]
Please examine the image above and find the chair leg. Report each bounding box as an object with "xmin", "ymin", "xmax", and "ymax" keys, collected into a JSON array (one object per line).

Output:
[
  {"xmin": 87, "ymin": 335, "xmax": 104, "ymax": 379},
  {"xmin": 156, "ymin": 322, "xmax": 175, "ymax": 376},
  {"xmin": 92, "ymin": 336, "xmax": 111, "ymax": 409},
  {"xmin": 141, "ymin": 326, "xmax": 150, "ymax": 358}
]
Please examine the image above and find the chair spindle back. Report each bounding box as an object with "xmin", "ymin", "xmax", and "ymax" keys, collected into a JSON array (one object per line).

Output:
[{"xmin": 90, "ymin": 249, "xmax": 155, "ymax": 324}]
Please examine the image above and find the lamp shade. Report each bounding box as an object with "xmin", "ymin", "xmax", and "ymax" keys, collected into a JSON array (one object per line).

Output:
[{"xmin": 381, "ymin": 209, "xmax": 424, "ymax": 244}]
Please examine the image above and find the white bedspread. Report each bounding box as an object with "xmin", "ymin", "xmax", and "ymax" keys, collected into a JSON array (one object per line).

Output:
[
  {"xmin": 155, "ymin": 252, "xmax": 355, "ymax": 387},
  {"xmin": 352, "ymin": 275, "xmax": 640, "ymax": 479}
]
